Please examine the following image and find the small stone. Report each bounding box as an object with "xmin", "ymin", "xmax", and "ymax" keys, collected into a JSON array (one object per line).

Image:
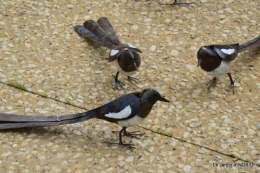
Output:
[
  {"xmin": 149, "ymin": 147, "xmax": 154, "ymax": 153},
  {"xmin": 209, "ymin": 104, "xmax": 218, "ymax": 109},
  {"xmin": 8, "ymin": 44, "xmax": 14, "ymax": 48},
  {"xmin": 125, "ymin": 156, "xmax": 133, "ymax": 162},
  {"xmin": 183, "ymin": 132, "xmax": 189, "ymax": 138},
  {"xmin": 170, "ymin": 50, "xmax": 179, "ymax": 56},
  {"xmin": 150, "ymin": 45, "xmax": 156, "ymax": 51},
  {"xmin": 256, "ymin": 123, "xmax": 260, "ymax": 129},
  {"xmin": 37, "ymin": 101, "xmax": 45, "ymax": 106},
  {"xmin": 219, "ymin": 130, "xmax": 231, "ymax": 136},
  {"xmin": 31, "ymin": 11, "xmax": 38, "ymax": 16},
  {"xmin": 12, "ymin": 162, "xmax": 19, "ymax": 165},
  {"xmin": 190, "ymin": 121, "xmax": 202, "ymax": 128},
  {"xmin": 195, "ymin": 163, "xmax": 201, "ymax": 167},
  {"xmin": 2, "ymin": 151, "xmax": 12, "ymax": 157},
  {"xmin": 144, "ymin": 18, "xmax": 152, "ymax": 22},
  {"xmin": 67, "ymin": 4, "xmax": 73, "ymax": 9},
  {"xmin": 251, "ymin": 150, "xmax": 258, "ymax": 155},
  {"xmin": 132, "ymin": 25, "xmax": 138, "ymax": 30},
  {"xmin": 27, "ymin": 64, "xmax": 37, "ymax": 68},
  {"xmin": 209, "ymin": 123, "xmax": 216, "ymax": 127},
  {"xmin": 198, "ymin": 149, "xmax": 205, "ymax": 154},
  {"xmin": 95, "ymin": 70, "xmax": 102, "ymax": 74},
  {"xmin": 164, "ymin": 18, "xmax": 171, "ymax": 23},
  {"xmin": 183, "ymin": 165, "xmax": 191, "ymax": 172},
  {"xmin": 186, "ymin": 64, "xmax": 195, "ymax": 71},
  {"xmin": 248, "ymin": 128, "xmax": 256, "ymax": 135},
  {"xmin": 25, "ymin": 108, "xmax": 30, "ymax": 112},
  {"xmin": 38, "ymin": 110, "xmax": 48, "ymax": 114},
  {"xmin": 25, "ymin": 43, "xmax": 31, "ymax": 48},
  {"xmin": 17, "ymin": 12, "xmax": 24, "ymax": 16},
  {"xmin": 249, "ymin": 74, "xmax": 257, "ymax": 79},
  {"xmin": 14, "ymin": 33, "xmax": 20, "ymax": 37},
  {"xmin": 6, "ymin": 106, "xmax": 12, "ymax": 110},
  {"xmin": 118, "ymin": 161, "xmax": 125, "ymax": 166}
]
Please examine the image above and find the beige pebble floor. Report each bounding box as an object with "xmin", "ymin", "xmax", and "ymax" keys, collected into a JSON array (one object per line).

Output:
[{"xmin": 0, "ymin": 0, "xmax": 260, "ymax": 172}]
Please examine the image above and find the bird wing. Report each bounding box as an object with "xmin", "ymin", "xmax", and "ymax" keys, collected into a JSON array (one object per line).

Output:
[
  {"xmin": 97, "ymin": 17, "xmax": 121, "ymax": 44},
  {"xmin": 214, "ymin": 44, "xmax": 239, "ymax": 61},
  {"xmin": 94, "ymin": 93, "xmax": 140, "ymax": 122},
  {"xmin": 74, "ymin": 20, "xmax": 116, "ymax": 49}
]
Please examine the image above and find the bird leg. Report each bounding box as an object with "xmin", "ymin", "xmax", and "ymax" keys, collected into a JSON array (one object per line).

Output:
[
  {"xmin": 112, "ymin": 128, "xmax": 144, "ymax": 139},
  {"xmin": 160, "ymin": 0, "xmax": 192, "ymax": 6},
  {"xmin": 113, "ymin": 71, "xmax": 125, "ymax": 88},
  {"xmin": 227, "ymin": 73, "xmax": 235, "ymax": 94},
  {"xmin": 206, "ymin": 77, "xmax": 217, "ymax": 90},
  {"xmin": 105, "ymin": 127, "xmax": 135, "ymax": 150},
  {"xmin": 122, "ymin": 128, "xmax": 144, "ymax": 139},
  {"xmin": 127, "ymin": 76, "xmax": 139, "ymax": 84}
]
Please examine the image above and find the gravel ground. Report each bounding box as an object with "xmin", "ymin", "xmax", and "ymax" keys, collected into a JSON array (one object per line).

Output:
[{"xmin": 0, "ymin": 0, "xmax": 260, "ymax": 172}]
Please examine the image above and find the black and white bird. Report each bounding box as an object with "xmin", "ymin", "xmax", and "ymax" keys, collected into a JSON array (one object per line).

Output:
[
  {"xmin": 74, "ymin": 17, "xmax": 142, "ymax": 88},
  {"xmin": 0, "ymin": 88, "xmax": 169, "ymax": 149},
  {"xmin": 197, "ymin": 35, "xmax": 260, "ymax": 93}
]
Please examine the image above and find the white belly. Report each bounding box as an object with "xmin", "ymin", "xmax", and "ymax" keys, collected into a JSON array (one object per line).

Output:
[
  {"xmin": 116, "ymin": 61, "xmax": 137, "ymax": 76},
  {"xmin": 205, "ymin": 60, "xmax": 231, "ymax": 77},
  {"xmin": 117, "ymin": 115, "xmax": 143, "ymax": 127}
]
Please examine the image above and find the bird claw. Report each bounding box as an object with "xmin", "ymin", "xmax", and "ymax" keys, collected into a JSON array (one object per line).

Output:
[
  {"xmin": 112, "ymin": 130, "xmax": 144, "ymax": 139},
  {"xmin": 124, "ymin": 131, "xmax": 144, "ymax": 139},
  {"xmin": 206, "ymin": 78, "xmax": 217, "ymax": 91},
  {"xmin": 104, "ymin": 142, "xmax": 136, "ymax": 150},
  {"xmin": 127, "ymin": 76, "xmax": 139, "ymax": 84},
  {"xmin": 227, "ymin": 79, "xmax": 236, "ymax": 94},
  {"xmin": 112, "ymin": 75, "xmax": 125, "ymax": 88},
  {"xmin": 160, "ymin": 0, "xmax": 192, "ymax": 6}
]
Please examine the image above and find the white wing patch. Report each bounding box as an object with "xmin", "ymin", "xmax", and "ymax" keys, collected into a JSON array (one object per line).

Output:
[
  {"xmin": 110, "ymin": 49, "xmax": 119, "ymax": 56},
  {"xmin": 104, "ymin": 105, "xmax": 132, "ymax": 119},
  {"xmin": 220, "ymin": 48, "xmax": 235, "ymax": 55}
]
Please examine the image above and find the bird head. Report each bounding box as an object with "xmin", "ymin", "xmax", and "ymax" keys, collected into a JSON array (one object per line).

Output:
[
  {"xmin": 197, "ymin": 46, "xmax": 221, "ymax": 72},
  {"xmin": 139, "ymin": 88, "xmax": 169, "ymax": 105},
  {"xmin": 117, "ymin": 48, "xmax": 141, "ymax": 72}
]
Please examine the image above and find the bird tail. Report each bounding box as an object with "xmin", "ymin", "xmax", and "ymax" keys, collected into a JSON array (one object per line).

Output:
[
  {"xmin": 0, "ymin": 111, "xmax": 97, "ymax": 130},
  {"xmin": 238, "ymin": 35, "xmax": 260, "ymax": 53}
]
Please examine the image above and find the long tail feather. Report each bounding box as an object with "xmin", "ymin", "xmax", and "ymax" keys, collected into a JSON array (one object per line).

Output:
[
  {"xmin": 0, "ymin": 111, "xmax": 95, "ymax": 129},
  {"xmin": 239, "ymin": 35, "xmax": 260, "ymax": 53}
]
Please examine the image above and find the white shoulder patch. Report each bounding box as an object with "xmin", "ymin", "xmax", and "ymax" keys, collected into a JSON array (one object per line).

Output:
[
  {"xmin": 104, "ymin": 105, "xmax": 132, "ymax": 119},
  {"xmin": 110, "ymin": 49, "xmax": 119, "ymax": 56},
  {"xmin": 220, "ymin": 48, "xmax": 235, "ymax": 55}
]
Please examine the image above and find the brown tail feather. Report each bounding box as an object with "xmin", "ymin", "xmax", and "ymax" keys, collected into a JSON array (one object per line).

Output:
[
  {"xmin": 0, "ymin": 112, "xmax": 95, "ymax": 129},
  {"xmin": 239, "ymin": 35, "xmax": 260, "ymax": 53}
]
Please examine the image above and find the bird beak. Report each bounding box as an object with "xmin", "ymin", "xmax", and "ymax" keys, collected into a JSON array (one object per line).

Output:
[
  {"xmin": 159, "ymin": 96, "xmax": 170, "ymax": 102},
  {"xmin": 197, "ymin": 58, "xmax": 202, "ymax": 67}
]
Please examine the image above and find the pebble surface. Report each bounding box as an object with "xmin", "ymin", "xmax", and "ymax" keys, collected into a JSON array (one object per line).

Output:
[{"xmin": 0, "ymin": 0, "xmax": 260, "ymax": 172}]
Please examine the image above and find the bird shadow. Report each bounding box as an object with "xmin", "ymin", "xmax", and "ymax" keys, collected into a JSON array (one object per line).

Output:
[
  {"xmin": 0, "ymin": 125, "xmax": 138, "ymax": 151},
  {"xmin": 237, "ymin": 49, "xmax": 260, "ymax": 64}
]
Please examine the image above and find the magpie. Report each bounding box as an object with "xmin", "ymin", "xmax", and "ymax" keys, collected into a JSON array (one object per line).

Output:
[
  {"xmin": 0, "ymin": 88, "xmax": 169, "ymax": 149},
  {"xmin": 197, "ymin": 35, "xmax": 260, "ymax": 93},
  {"xmin": 74, "ymin": 17, "xmax": 142, "ymax": 88}
]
